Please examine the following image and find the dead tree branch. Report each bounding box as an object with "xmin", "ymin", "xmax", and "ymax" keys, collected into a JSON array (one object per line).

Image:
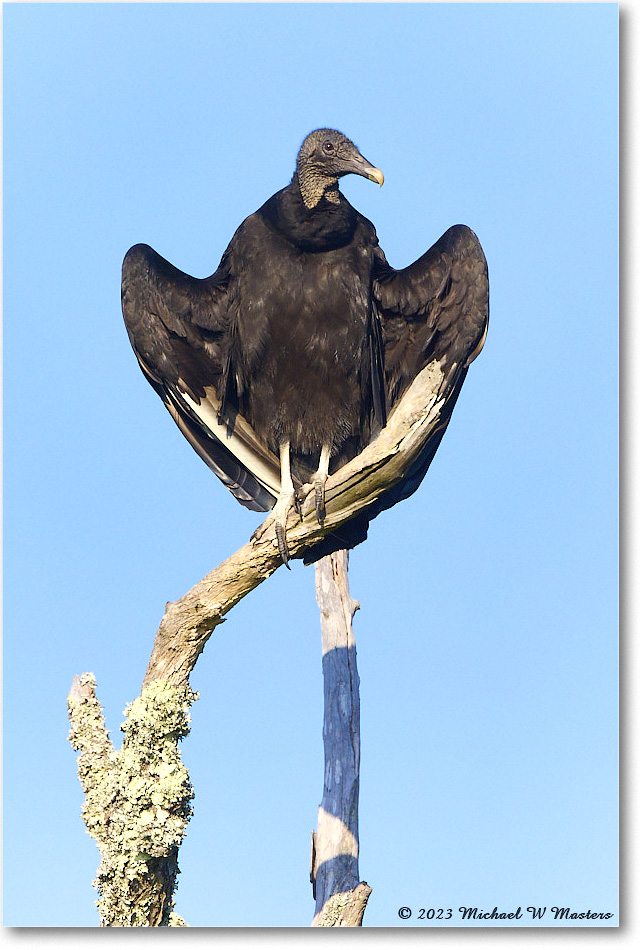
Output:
[{"xmin": 68, "ymin": 359, "xmax": 451, "ymax": 925}]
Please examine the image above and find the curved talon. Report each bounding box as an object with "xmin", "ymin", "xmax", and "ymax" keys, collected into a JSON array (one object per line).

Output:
[
  {"xmin": 312, "ymin": 445, "xmax": 331, "ymax": 526},
  {"xmin": 274, "ymin": 521, "xmax": 291, "ymax": 568},
  {"xmin": 314, "ymin": 475, "xmax": 327, "ymax": 525}
]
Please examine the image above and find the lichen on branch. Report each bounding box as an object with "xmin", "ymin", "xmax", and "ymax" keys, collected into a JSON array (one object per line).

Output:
[
  {"xmin": 68, "ymin": 674, "xmax": 196, "ymax": 926},
  {"xmin": 67, "ymin": 357, "xmax": 455, "ymax": 926}
]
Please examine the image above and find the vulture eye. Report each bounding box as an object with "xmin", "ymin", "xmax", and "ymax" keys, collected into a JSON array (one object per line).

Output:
[{"xmin": 323, "ymin": 142, "xmax": 335, "ymax": 153}]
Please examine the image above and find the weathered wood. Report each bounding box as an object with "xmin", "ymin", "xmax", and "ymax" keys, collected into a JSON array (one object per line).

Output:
[
  {"xmin": 311, "ymin": 882, "xmax": 373, "ymax": 928},
  {"xmin": 69, "ymin": 357, "xmax": 451, "ymax": 925},
  {"xmin": 67, "ymin": 674, "xmax": 194, "ymax": 926},
  {"xmin": 310, "ymin": 550, "xmax": 371, "ymax": 925},
  {"xmin": 143, "ymin": 360, "xmax": 449, "ymax": 690}
]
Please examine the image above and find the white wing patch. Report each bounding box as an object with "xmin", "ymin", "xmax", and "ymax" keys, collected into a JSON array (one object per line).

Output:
[{"xmin": 178, "ymin": 382, "xmax": 283, "ymax": 499}]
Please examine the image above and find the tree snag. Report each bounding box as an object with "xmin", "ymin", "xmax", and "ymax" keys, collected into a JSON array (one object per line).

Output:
[
  {"xmin": 310, "ymin": 550, "xmax": 371, "ymax": 926},
  {"xmin": 67, "ymin": 358, "xmax": 457, "ymax": 925}
]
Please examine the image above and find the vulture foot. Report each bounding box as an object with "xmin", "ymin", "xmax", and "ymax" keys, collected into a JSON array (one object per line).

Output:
[
  {"xmin": 250, "ymin": 491, "xmax": 295, "ymax": 567},
  {"xmin": 313, "ymin": 473, "xmax": 328, "ymax": 525},
  {"xmin": 274, "ymin": 521, "xmax": 290, "ymax": 568},
  {"xmin": 312, "ymin": 445, "xmax": 331, "ymax": 526},
  {"xmin": 272, "ymin": 489, "xmax": 297, "ymax": 567}
]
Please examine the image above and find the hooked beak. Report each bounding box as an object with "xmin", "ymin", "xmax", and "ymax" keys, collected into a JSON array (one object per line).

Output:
[
  {"xmin": 342, "ymin": 152, "xmax": 385, "ymax": 187},
  {"xmin": 365, "ymin": 165, "xmax": 385, "ymax": 187}
]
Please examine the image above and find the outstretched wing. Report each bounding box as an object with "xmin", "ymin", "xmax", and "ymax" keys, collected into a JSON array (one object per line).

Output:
[
  {"xmin": 375, "ymin": 223, "xmax": 488, "ymax": 495},
  {"xmin": 374, "ymin": 224, "xmax": 489, "ymax": 409},
  {"xmin": 303, "ymin": 225, "xmax": 489, "ymax": 564},
  {"xmin": 122, "ymin": 243, "xmax": 282, "ymax": 511}
]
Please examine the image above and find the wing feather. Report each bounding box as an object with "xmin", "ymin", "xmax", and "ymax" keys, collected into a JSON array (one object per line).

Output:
[
  {"xmin": 300, "ymin": 223, "xmax": 493, "ymax": 561},
  {"xmin": 373, "ymin": 224, "xmax": 489, "ymax": 408},
  {"xmin": 121, "ymin": 243, "xmax": 281, "ymax": 511}
]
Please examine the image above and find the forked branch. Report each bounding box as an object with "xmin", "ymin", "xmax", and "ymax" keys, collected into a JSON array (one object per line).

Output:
[{"xmin": 68, "ymin": 358, "xmax": 451, "ymax": 926}]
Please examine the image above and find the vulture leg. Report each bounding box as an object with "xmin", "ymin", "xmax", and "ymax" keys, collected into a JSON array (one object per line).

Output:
[
  {"xmin": 273, "ymin": 440, "xmax": 295, "ymax": 568},
  {"xmin": 312, "ymin": 444, "xmax": 332, "ymax": 525}
]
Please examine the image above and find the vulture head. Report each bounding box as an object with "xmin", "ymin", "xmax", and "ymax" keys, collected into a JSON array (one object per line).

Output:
[{"xmin": 295, "ymin": 128, "xmax": 384, "ymax": 209}]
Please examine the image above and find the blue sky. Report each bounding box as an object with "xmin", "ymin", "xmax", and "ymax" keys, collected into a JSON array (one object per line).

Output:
[{"xmin": 3, "ymin": 1, "xmax": 619, "ymax": 933}]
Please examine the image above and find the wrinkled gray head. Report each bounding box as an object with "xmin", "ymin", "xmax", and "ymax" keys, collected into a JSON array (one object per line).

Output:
[{"xmin": 295, "ymin": 129, "xmax": 384, "ymax": 208}]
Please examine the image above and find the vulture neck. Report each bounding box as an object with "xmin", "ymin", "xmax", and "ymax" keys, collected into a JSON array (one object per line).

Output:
[{"xmin": 296, "ymin": 165, "xmax": 340, "ymax": 209}]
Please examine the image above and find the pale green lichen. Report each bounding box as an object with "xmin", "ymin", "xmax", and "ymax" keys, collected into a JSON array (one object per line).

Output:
[
  {"xmin": 69, "ymin": 677, "xmax": 197, "ymax": 926},
  {"xmin": 318, "ymin": 892, "xmax": 353, "ymax": 926}
]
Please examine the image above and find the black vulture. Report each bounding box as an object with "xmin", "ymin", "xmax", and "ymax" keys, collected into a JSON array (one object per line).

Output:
[{"xmin": 122, "ymin": 129, "xmax": 488, "ymax": 564}]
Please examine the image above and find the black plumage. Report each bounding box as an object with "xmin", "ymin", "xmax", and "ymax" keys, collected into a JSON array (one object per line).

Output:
[{"xmin": 122, "ymin": 129, "xmax": 488, "ymax": 562}]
